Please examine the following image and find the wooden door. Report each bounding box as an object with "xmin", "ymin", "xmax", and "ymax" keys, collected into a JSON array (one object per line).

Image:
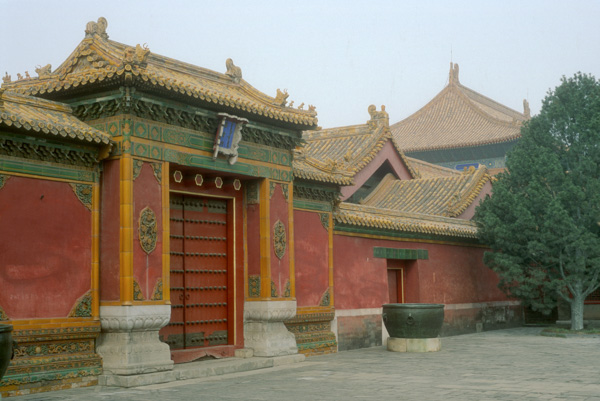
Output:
[{"xmin": 160, "ymin": 194, "xmax": 230, "ymax": 350}]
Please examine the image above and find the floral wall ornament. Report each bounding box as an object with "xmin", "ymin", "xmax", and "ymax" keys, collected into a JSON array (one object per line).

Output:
[
  {"xmin": 69, "ymin": 183, "xmax": 93, "ymax": 211},
  {"xmin": 151, "ymin": 162, "xmax": 162, "ymax": 183},
  {"xmin": 319, "ymin": 213, "xmax": 330, "ymax": 230},
  {"xmin": 68, "ymin": 291, "xmax": 93, "ymax": 317},
  {"xmin": 248, "ymin": 275, "xmax": 260, "ymax": 298},
  {"xmin": 273, "ymin": 219, "xmax": 286, "ymax": 260},
  {"xmin": 0, "ymin": 174, "xmax": 10, "ymax": 190},
  {"xmin": 139, "ymin": 206, "xmax": 158, "ymax": 254},
  {"xmin": 133, "ymin": 159, "xmax": 144, "ymax": 180},
  {"xmin": 133, "ymin": 279, "xmax": 144, "ymax": 301},
  {"xmin": 151, "ymin": 279, "xmax": 163, "ymax": 300}
]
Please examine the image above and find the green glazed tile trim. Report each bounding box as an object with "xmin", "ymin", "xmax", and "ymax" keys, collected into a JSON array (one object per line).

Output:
[{"xmin": 373, "ymin": 247, "xmax": 429, "ymax": 260}]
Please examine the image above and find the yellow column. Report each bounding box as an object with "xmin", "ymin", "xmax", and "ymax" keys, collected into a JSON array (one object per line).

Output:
[
  {"xmin": 288, "ymin": 182, "xmax": 295, "ymax": 299},
  {"xmin": 259, "ymin": 178, "xmax": 271, "ymax": 298},
  {"xmin": 161, "ymin": 161, "xmax": 170, "ymax": 303},
  {"xmin": 91, "ymin": 181, "xmax": 100, "ymax": 319},
  {"xmin": 120, "ymin": 154, "xmax": 134, "ymax": 304},
  {"xmin": 328, "ymin": 212, "xmax": 334, "ymax": 306}
]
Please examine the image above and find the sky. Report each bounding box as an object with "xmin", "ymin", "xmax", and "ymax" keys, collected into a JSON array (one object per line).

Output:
[{"xmin": 1, "ymin": 0, "xmax": 599, "ymax": 129}]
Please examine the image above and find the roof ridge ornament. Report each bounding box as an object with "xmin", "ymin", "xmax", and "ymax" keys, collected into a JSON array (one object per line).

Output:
[
  {"xmin": 523, "ymin": 99, "xmax": 531, "ymax": 118},
  {"xmin": 449, "ymin": 62, "xmax": 459, "ymax": 85},
  {"xmin": 274, "ymin": 88, "xmax": 289, "ymax": 106},
  {"xmin": 85, "ymin": 17, "xmax": 108, "ymax": 40},
  {"xmin": 367, "ymin": 105, "xmax": 389, "ymax": 128},
  {"xmin": 225, "ymin": 58, "xmax": 242, "ymax": 84}
]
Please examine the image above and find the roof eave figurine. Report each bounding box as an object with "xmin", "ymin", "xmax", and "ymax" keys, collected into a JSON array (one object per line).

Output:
[{"xmin": 213, "ymin": 113, "xmax": 249, "ymax": 165}]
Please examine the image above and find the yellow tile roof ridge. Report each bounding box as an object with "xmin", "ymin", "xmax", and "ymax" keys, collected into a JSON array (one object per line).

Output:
[
  {"xmin": 405, "ymin": 157, "xmax": 460, "ymax": 178},
  {"xmin": 3, "ymin": 32, "xmax": 317, "ymax": 127},
  {"xmin": 445, "ymin": 166, "xmax": 491, "ymax": 217},
  {"xmin": 335, "ymin": 202, "xmax": 478, "ymax": 239},
  {"xmin": 1, "ymin": 90, "xmax": 72, "ymax": 113},
  {"xmin": 0, "ymin": 89, "xmax": 112, "ymax": 146}
]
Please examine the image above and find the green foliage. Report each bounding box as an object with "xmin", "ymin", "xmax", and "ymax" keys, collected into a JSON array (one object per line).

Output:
[{"xmin": 474, "ymin": 73, "xmax": 600, "ymax": 315}]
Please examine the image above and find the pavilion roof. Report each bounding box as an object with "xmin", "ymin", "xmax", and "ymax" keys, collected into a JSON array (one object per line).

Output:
[
  {"xmin": 390, "ymin": 63, "xmax": 528, "ymax": 153},
  {"xmin": 0, "ymin": 89, "xmax": 112, "ymax": 146},
  {"xmin": 1, "ymin": 18, "xmax": 317, "ymax": 129},
  {"xmin": 359, "ymin": 165, "xmax": 491, "ymax": 218},
  {"xmin": 293, "ymin": 105, "xmax": 418, "ymax": 185}
]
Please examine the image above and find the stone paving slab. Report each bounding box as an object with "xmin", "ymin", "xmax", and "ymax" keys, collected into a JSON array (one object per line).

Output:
[{"xmin": 9, "ymin": 327, "xmax": 600, "ymax": 400}]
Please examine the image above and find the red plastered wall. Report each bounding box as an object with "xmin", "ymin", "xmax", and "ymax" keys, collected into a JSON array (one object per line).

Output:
[
  {"xmin": 100, "ymin": 159, "xmax": 121, "ymax": 301},
  {"xmin": 0, "ymin": 176, "xmax": 91, "ymax": 318},
  {"xmin": 293, "ymin": 210, "xmax": 329, "ymax": 307},
  {"xmin": 333, "ymin": 234, "xmax": 507, "ymax": 310},
  {"xmin": 269, "ymin": 183, "xmax": 290, "ymax": 297},
  {"xmin": 133, "ymin": 162, "xmax": 163, "ymax": 299}
]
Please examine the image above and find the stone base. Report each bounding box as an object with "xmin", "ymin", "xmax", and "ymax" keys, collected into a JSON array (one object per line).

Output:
[
  {"xmin": 98, "ymin": 353, "xmax": 305, "ymax": 388},
  {"xmin": 97, "ymin": 305, "xmax": 174, "ymax": 376},
  {"xmin": 244, "ymin": 321, "xmax": 298, "ymax": 357},
  {"xmin": 387, "ymin": 337, "xmax": 441, "ymax": 353},
  {"xmin": 244, "ymin": 301, "xmax": 298, "ymax": 357}
]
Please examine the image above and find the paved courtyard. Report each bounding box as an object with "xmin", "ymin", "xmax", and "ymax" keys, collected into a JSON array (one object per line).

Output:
[{"xmin": 11, "ymin": 327, "xmax": 600, "ymax": 400}]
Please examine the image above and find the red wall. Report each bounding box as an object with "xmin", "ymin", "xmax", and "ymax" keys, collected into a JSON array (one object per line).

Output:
[
  {"xmin": 293, "ymin": 210, "xmax": 329, "ymax": 307},
  {"xmin": 333, "ymin": 234, "xmax": 507, "ymax": 310},
  {"xmin": 100, "ymin": 159, "xmax": 121, "ymax": 301},
  {"xmin": 0, "ymin": 176, "xmax": 91, "ymax": 318},
  {"xmin": 133, "ymin": 163, "xmax": 163, "ymax": 299},
  {"xmin": 270, "ymin": 183, "xmax": 290, "ymax": 297}
]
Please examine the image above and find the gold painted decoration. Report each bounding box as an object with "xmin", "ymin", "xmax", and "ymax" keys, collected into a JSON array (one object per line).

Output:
[
  {"xmin": 151, "ymin": 278, "xmax": 163, "ymax": 300},
  {"xmin": 319, "ymin": 213, "xmax": 330, "ymax": 230},
  {"xmin": 319, "ymin": 287, "xmax": 332, "ymax": 307},
  {"xmin": 273, "ymin": 219, "xmax": 286, "ymax": 260},
  {"xmin": 139, "ymin": 206, "xmax": 158, "ymax": 254},
  {"xmin": 281, "ymin": 183, "xmax": 289, "ymax": 202},
  {"xmin": 0, "ymin": 174, "xmax": 10, "ymax": 190},
  {"xmin": 151, "ymin": 162, "xmax": 162, "ymax": 183},
  {"xmin": 248, "ymin": 275, "xmax": 260, "ymax": 298},
  {"xmin": 0, "ymin": 305, "xmax": 9, "ymax": 321},
  {"xmin": 246, "ymin": 181, "xmax": 259, "ymax": 205},
  {"xmin": 69, "ymin": 183, "xmax": 93, "ymax": 211},
  {"xmin": 68, "ymin": 290, "xmax": 92, "ymax": 317},
  {"xmin": 133, "ymin": 159, "xmax": 144, "ymax": 180},
  {"xmin": 284, "ymin": 280, "xmax": 291, "ymax": 298},
  {"xmin": 133, "ymin": 279, "xmax": 144, "ymax": 301}
]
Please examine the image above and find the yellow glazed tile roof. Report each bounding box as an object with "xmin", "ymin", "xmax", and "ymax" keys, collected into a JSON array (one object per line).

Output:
[
  {"xmin": 0, "ymin": 89, "xmax": 112, "ymax": 146},
  {"xmin": 405, "ymin": 157, "xmax": 460, "ymax": 178},
  {"xmin": 1, "ymin": 18, "xmax": 317, "ymax": 128},
  {"xmin": 335, "ymin": 202, "xmax": 479, "ymax": 239},
  {"xmin": 390, "ymin": 63, "xmax": 528, "ymax": 153},
  {"xmin": 359, "ymin": 165, "xmax": 491, "ymax": 218},
  {"xmin": 293, "ymin": 105, "xmax": 418, "ymax": 184}
]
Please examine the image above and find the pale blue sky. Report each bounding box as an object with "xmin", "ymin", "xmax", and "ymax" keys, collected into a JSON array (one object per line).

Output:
[{"xmin": 1, "ymin": 0, "xmax": 599, "ymax": 128}]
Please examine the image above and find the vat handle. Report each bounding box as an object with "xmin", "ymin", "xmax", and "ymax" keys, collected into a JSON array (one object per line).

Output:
[{"xmin": 406, "ymin": 313, "xmax": 415, "ymax": 326}]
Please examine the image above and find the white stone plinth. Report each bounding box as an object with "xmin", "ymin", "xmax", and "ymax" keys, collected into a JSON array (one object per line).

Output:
[
  {"xmin": 243, "ymin": 300, "xmax": 298, "ymax": 357},
  {"xmin": 97, "ymin": 305, "xmax": 174, "ymax": 376},
  {"xmin": 387, "ymin": 337, "xmax": 441, "ymax": 353}
]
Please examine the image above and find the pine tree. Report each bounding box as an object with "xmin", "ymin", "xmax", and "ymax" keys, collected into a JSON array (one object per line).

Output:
[{"xmin": 475, "ymin": 73, "xmax": 600, "ymax": 330}]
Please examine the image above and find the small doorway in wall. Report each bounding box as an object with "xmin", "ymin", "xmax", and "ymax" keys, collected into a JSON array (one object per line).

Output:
[{"xmin": 387, "ymin": 260, "xmax": 404, "ymax": 304}]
